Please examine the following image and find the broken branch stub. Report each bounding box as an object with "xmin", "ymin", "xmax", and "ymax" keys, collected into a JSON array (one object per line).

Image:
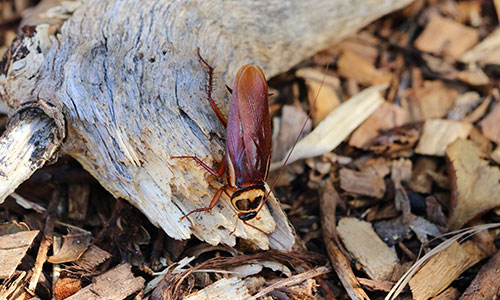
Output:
[{"xmin": 0, "ymin": 0, "xmax": 414, "ymax": 250}]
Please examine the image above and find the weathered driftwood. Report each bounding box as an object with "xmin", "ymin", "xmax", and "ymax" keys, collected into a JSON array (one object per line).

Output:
[{"xmin": 0, "ymin": 0, "xmax": 413, "ymax": 250}]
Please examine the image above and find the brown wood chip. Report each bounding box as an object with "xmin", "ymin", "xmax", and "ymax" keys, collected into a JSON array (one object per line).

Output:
[
  {"xmin": 337, "ymin": 49, "xmax": 392, "ymax": 86},
  {"xmin": 0, "ymin": 230, "xmax": 39, "ymax": 279},
  {"xmin": 337, "ymin": 217, "xmax": 398, "ymax": 281},
  {"xmin": 66, "ymin": 263, "xmax": 144, "ymax": 300},
  {"xmin": 414, "ymin": 14, "xmax": 479, "ymax": 59},
  {"xmin": 409, "ymin": 241, "xmax": 486, "ymax": 300},
  {"xmin": 415, "ymin": 119, "xmax": 472, "ymax": 156},
  {"xmin": 340, "ymin": 168, "xmax": 386, "ymax": 199}
]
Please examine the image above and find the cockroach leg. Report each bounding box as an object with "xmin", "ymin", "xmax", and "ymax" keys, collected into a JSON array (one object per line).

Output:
[
  {"xmin": 197, "ymin": 48, "xmax": 227, "ymax": 127},
  {"xmin": 171, "ymin": 155, "xmax": 226, "ymax": 177},
  {"xmin": 180, "ymin": 184, "xmax": 229, "ymax": 221}
]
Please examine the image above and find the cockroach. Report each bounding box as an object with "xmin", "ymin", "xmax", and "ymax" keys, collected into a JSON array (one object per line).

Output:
[
  {"xmin": 173, "ymin": 52, "xmax": 271, "ymax": 223},
  {"xmin": 173, "ymin": 50, "xmax": 322, "ymax": 231}
]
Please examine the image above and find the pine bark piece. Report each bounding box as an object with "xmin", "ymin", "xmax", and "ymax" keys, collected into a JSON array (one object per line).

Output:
[
  {"xmin": 409, "ymin": 241, "xmax": 486, "ymax": 300},
  {"xmin": 446, "ymin": 139, "xmax": 500, "ymax": 230},
  {"xmin": 320, "ymin": 182, "xmax": 371, "ymax": 300},
  {"xmin": 414, "ymin": 14, "xmax": 479, "ymax": 59},
  {"xmin": 65, "ymin": 263, "xmax": 144, "ymax": 300},
  {"xmin": 350, "ymin": 101, "xmax": 408, "ymax": 149},
  {"xmin": 340, "ymin": 168, "xmax": 386, "ymax": 199},
  {"xmin": 404, "ymin": 81, "xmax": 458, "ymax": 121},
  {"xmin": 0, "ymin": 230, "xmax": 39, "ymax": 279},
  {"xmin": 409, "ymin": 157, "xmax": 438, "ymax": 194},
  {"xmin": 337, "ymin": 217, "xmax": 398, "ymax": 281},
  {"xmin": 337, "ymin": 49, "xmax": 392, "ymax": 86},
  {"xmin": 478, "ymin": 102, "xmax": 500, "ymax": 144},
  {"xmin": 0, "ymin": 0, "xmax": 414, "ymax": 251},
  {"xmin": 415, "ymin": 119, "xmax": 472, "ymax": 156},
  {"xmin": 460, "ymin": 250, "xmax": 500, "ymax": 300}
]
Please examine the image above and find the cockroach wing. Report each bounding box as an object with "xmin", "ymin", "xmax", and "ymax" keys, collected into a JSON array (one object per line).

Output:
[{"xmin": 225, "ymin": 65, "xmax": 271, "ymax": 187}]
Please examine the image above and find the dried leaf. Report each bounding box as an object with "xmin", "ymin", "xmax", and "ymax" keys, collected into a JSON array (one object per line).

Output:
[{"xmin": 446, "ymin": 139, "xmax": 500, "ymax": 230}]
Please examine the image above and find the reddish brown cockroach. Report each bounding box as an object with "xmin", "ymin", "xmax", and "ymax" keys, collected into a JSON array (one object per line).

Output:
[{"xmin": 173, "ymin": 53, "xmax": 272, "ymax": 223}]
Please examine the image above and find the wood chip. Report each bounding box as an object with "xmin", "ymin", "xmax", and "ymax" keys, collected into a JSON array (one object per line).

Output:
[
  {"xmin": 340, "ymin": 168, "xmax": 386, "ymax": 199},
  {"xmin": 54, "ymin": 277, "xmax": 82, "ymax": 300},
  {"xmin": 461, "ymin": 28, "xmax": 500, "ymax": 66},
  {"xmin": 336, "ymin": 36, "xmax": 379, "ymax": 65},
  {"xmin": 185, "ymin": 277, "xmax": 251, "ymax": 300},
  {"xmin": 320, "ymin": 182, "xmax": 370, "ymax": 300},
  {"xmin": 409, "ymin": 241, "xmax": 486, "ymax": 300},
  {"xmin": 66, "ymin": 263, "xmax": 144, "ymax": 300},
  {"xmin": 271, "ymin": 85, "xmax": 385, "ymax": 170},
  {"xmin": 295, "ymin": 67, "xmax": 341, "ymax": 88},
  {"xmin": 415, "ymin": 119, "xmax": 472, "ymax": 156},
  {"xmin": 304, "ymin": 79, "xmax": 340, "ymax": 126},
  {"xmin": 414, "ymin": 14, "xmax": 479, "ymax": 59},
  {"xmin": 456, "ymin": 67, "xmax": 489, "ymax": 86},
  {"xmin": 337, "ymin": 49, "xmax": 392, "ymax": 86},
  {"xmin": 337, "ymin": 217, "xmax": 398, "ymax": 281},
  {"xmin": 446, "ymin": 139, "xmax": 500, "ymax": 230},
  {"xmin": 432, "ymin": 287, "xmax": 460, "ymax": 300},
  {"xmin": 403, "ymin": 81, "xmax": 458, "ymax": 121},
  {"xmin": 478, "ymin": 101, "xmax": 500, "ymax": 143},
  {"xmin": 469, "ymin": 126, "xmax": 492, "ymax": 155},
  {"xmin": 447, "ymin": 92, "xmax": 482, "ymax": 121},
  {"xmin": 350, "ymin": 101, "xmax": 408, "ymax": 149},
  {"xmin": 74, "ymin": 245, "xmax": 112, "ymax": 271},
  {"xmin": 409, "ymin": 157, "xmax": 438, "ymax": 194},
  {"xmin": 68, "ymin": 183, "xmax": 90, "ymax": 221},
  {"xmin": 491, "ymin": 145, "xmax": 500, "ymax": 164},
  {"xmin": 0, "ymin": 230, "xmax": 39, "ymax": 279},
  {"xmin": 463, "ymin": 94, "xmax": 492, "ymax": 123},
  {"xmin": 48, "ymin": 231, "xmax": 93, "ymax": 264},
  {"xmin": 460, "ymin": 250, "xmax": 500, "ymax": 300},
  {"xmin": 495, "ymin": 0, "xmax": 500, "ymax": 24}
]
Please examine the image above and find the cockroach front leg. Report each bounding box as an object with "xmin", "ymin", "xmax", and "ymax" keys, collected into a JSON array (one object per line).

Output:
[
  {"xmin": 171, "ymin": 155, "xmax": 226, "ymax": 178},
  {"xmin": 180, "ymin": 184, "xmax": 231, "ymax": 221}
]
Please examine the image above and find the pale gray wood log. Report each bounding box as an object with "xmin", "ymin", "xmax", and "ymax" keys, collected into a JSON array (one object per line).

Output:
[{"xmin": 0, "ymin": 0, "xmax": 413, "ymax": 250}]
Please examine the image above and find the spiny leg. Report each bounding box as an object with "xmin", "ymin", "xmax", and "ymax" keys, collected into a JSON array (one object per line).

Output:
[
  {"xmin": 197, "ymin": 48, "xmax": 227, "ymax": 127},
  {"xmin": 180, "ymin": 184, "xmax": 230, "ymax": 221},
  {"xmin": 171, "ymin": 155, "xmax": 226, "ymax": 177}
]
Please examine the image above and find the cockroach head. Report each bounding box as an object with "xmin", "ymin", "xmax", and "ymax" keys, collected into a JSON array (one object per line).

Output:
[{"xmin": 230, "ymin": 184, "xmax": 265, "ymax": 221}]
